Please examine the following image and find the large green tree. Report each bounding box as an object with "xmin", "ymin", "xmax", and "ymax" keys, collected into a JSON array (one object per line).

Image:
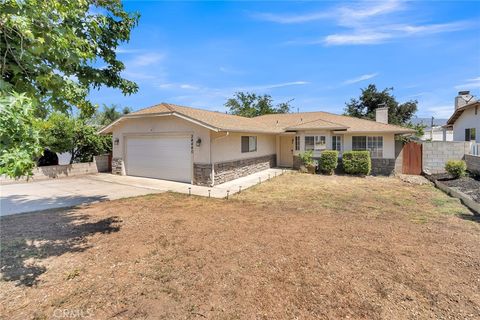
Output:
[
  {"xmin": 0, "ymin": 92, "xmax": 42, "ymax": 178},
  {"xmin": 0, "ymin": 0, "xmax": 139, "ymax": 117},
  {"xmin": 225, "ymin": 92, "xmax": 291, "ymax": 117},
  {"xmin": 0, "ymin": 0, "xmax": 138, "ymax": 177},
  {"xmin": 39, "ymin": 112, "xmax": 111, "ymax": 164},
  {"xmin": 344, "ymin": 84, "xmax": 418, "ymax": 125}
]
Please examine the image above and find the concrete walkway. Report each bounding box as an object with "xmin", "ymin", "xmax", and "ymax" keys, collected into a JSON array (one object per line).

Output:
[{"xmin": 0, "ymin": 168, "xmax": 287, "ymax": 216}]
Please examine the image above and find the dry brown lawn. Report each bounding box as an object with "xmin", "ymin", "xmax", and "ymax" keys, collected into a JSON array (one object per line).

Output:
[{"xmin": 1, "ymin": 173, "xmax": 479, "ymax": 319}]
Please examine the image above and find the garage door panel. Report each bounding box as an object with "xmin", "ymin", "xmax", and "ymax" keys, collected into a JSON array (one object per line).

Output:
[{"xmin": 125, "ymin": 136, "xmax": 192, "ymax": 182}]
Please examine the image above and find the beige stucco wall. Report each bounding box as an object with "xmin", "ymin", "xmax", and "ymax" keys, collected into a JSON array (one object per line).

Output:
[
  {"xmin": 453, "ymin": 106, "xmax": 479, "ymax": 141},
  {"xmin": 111, "ymin": 116, "xmax": 211, "ymax": 164},
  {"xmin": 210, "ymin": 132, "xmax": 276, "ymax": 163},
  {"xmin": 293, "ymin": 131, "xmax": 396, "ymax": 159}
]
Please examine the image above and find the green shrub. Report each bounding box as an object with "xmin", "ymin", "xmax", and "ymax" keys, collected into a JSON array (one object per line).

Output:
[
  {"xmin": 299, "ymin": 150, "xmax": 314, "ymax": 166},
  {"xmin": 342, "ymin": 151, "xmax": 371, "ymax": 175},
  {"xmin": 445, "ymin": 160, "xmax": 466, "ymax": 178},
  {"xmin": 319, "ymin": 150, "xmax": 338, "ymax": 175}
]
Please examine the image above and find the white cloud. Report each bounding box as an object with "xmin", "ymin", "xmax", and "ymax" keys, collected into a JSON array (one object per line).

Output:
[
  {"xmin": 342, "ymin": 73, "xmax": 379, "ymax": 85},
  {"xmin": 246, "ymin": 81, "xmax": 309, "ymax": 90},
  {"xmin": 130, "ymin": 53, "xmax": 165, "ymax": 67},
  {"xmin": 423, "ymin": 105, "xmax": 454, "ymax": 118},
  {"xmin": 251, "ymin": 11, "xmax": 331, "ymax": 24},
  {"xmin": 251, "ymin": 0, "xmax": 402, "ymax": 25},
  {"xmin": 391, "ymin": 21, "xmax": 472, "ymax": 35},
  {"xmin": 455, "ymin": 76, "xmax": 480, "ymax": 90},
  {"xmin": 255, "ymin": 0, "xmax": 474, "ymax": 46},
  {"xmin": 325, "ymin": 33, "xmax": 391, "ymax": 45}
]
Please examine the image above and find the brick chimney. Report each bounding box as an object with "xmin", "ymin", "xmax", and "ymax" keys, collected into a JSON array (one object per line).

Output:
[{"xmin": 375, "ymin": 105, "xmax": 388, "ymax": 124}]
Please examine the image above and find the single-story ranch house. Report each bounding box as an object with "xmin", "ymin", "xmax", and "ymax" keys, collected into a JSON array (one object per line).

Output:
[{"xmin": 99, "ymin": 103, "xmax": 414, "ymax": 186}]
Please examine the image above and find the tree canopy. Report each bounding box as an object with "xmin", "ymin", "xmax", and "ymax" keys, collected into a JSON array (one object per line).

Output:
[
  {"xmin": 0, "ymin": 92, "xmax": 42, "ymax": 178},
  {"xmin": 90, "ymin": 104, "xmax": 131, "ymax": 127},
  {"xmin": 0, "ymin": 0, "xmax": 140, "ymax": 117},
  {"xmin": 225, "ymin": 92, "xmax": 291, "ymax": 117},
  {"xmin": 38, "ymin": 112, "xmax": 111, "ymax": 164},
  {"xmin": 344, "ymin": 84, "xmax": 418, "ymax": 125}
]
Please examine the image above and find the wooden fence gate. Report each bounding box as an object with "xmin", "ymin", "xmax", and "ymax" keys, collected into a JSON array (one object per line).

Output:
[{"xmin": 403, "ymin": 142, "xmax": 422, "ymax": 175}]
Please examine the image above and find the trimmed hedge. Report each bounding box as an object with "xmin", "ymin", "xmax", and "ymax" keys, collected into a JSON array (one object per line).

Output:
[
  {"xmin": 445, "ymin": 160, "xmax": 466, "ymax": 178},
  {"xmin": 319, "ymin": 150, "xmax": 338, "ymax": 175},
  {"xmin": 342, "ymin": 151, "xmax": 371, "ymax": 175}
]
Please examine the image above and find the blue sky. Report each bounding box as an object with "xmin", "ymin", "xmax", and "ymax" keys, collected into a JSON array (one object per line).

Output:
[{"xmin": 89, "ymin": 0, "xmax": 480, "ymax": 119}]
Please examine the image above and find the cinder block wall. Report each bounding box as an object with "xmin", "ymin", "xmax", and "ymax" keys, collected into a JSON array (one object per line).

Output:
[
  {"xmin": 422, "ymin": 141, "xmax": 471, "ymax": 174},
  {"xmin": 465, "ymin": 154, "xmax": 480, "ymax": 176}
]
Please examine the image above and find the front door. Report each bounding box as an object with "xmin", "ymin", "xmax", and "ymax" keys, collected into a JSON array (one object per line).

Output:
[{"xmin": 279, "ymin": 136, "xmax": 293, "ymax": 167}]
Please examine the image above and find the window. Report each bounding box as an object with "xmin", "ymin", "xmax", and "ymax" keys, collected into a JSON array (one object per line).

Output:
[
  {"xmin": 241, "ymin": 136, "xmax": 257, "ymax": 153},
  {"xmin": 332, "ymin": 135, "xmax": 342, "ymax": 151},
  {"xmin": 352, "ymin": 136, "xmax": 366, "ymax": 150},
  {"xmin": 352, "ymin": 136, "xmax": 383, "ymax": 158},
  {"xmin": 367, "ymin": 136, "xmax": 383, "ymax": 158},
  {"xmin": 465, "ymin": 128, "xmax": 476, "ymax": 141},
  {"xmin": 314, "ymin": 136, "xmax": 326, "ymax": 150},
  {"xmin": 305, "ymin": 136, "xmax": 315, "ymax": 151},
  {"xmin": 294, "ymin": 136, "xmax": 300, "ymax": 151}
]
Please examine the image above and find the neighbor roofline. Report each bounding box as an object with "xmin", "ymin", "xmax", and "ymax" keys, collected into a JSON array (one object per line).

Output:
[{"xmin": 446, "ymin": 101, "xmax": 479, "ymax": 125}]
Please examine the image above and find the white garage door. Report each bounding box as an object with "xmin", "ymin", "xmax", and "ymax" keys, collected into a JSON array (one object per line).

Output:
[{"xmin": 125, "ymin": 135, "xmax": 192, "ymax": 183}]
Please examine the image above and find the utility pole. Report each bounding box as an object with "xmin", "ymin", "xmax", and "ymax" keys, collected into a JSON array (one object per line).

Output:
[{"xmin": 431, "ymin": 116, "xmax": 434, "ymax": 140}]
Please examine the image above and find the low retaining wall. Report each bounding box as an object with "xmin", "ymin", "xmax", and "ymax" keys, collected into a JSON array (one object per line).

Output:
[
  {"xmin": 425, "ymin": 176, "xmax": 480, "ymax": 215},
  {"xmin": 422, "ymin": 141, "xmax": 471, "ymax": 174},
  {"xmin": 0, "ymin": 162, "xmax": 99, "ymax": 184},
  {"xmin": 214, "ymin": 154, "xmax": 276, "ymax": 185},
  {"xmin": 465, "ymin": 154, "xmax": 480, "ymax": 176}
]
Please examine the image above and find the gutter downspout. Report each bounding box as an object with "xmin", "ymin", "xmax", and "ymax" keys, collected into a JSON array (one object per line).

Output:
[{"xmin": 210, "ymin": 131, "xmax": 229, "ymax": 186}]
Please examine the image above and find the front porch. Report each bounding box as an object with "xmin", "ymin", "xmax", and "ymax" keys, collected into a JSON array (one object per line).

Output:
[{"xmin": 275, "ymin": 131, "xmax": 401, "ymax": 175}]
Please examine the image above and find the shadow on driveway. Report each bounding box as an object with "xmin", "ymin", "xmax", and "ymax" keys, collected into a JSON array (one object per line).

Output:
[
  {"xmin": 1, "ymin": 194, "xmax": 110, "ymax": 216},
  {"xmin": 0, "ymin": 207, "xmax": 121, "ymax": 286}
]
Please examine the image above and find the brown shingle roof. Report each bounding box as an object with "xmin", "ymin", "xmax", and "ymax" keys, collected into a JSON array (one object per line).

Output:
[
  {"xmin": 100, "ymin": 102, "xmax": 415, "ymax": 134},
  {"xmin": 255, "ymin": 111, "xmax": 415, "ymax": 133}
]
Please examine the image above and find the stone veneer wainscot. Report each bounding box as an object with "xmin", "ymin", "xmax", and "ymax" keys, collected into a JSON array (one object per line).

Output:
[{"xmin": 213, "ymin": 154, "xmax": 276, "ymax": 185}]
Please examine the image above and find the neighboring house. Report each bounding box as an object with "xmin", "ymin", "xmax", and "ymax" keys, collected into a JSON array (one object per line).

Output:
[
  {"xmin": 421, "ymin": 126, "xmax": 453, "ymax": 141},
  {"xmin": 445, "ymin": 91, "xmax": 479, "ymax": 142},
  {"xmin": 99, "ymin": 103, "xmax": 414, "ymax": 186}
]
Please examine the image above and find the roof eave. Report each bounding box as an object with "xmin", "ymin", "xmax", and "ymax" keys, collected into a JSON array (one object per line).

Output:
[
  {"xmin": 97, "ymin": 112, "xmax": 221, "ymax": 134},
  {"xmin": 285, "ymin": 126, "xmax": 348, "ymax": 131}
]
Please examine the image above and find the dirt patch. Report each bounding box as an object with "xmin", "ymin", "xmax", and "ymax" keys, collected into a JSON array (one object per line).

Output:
[
  {"xmin": 433, "ymin": 173, "xmax": 480, "ymax": 203},
  {"xmin": 1, "ymin": 173, "xmax": 479, "ymax": 319}
]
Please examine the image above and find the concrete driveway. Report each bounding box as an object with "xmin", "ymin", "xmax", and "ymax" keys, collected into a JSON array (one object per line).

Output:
[{"xmin": 0, "ymin": 169, "xmax": 286, "ymax": 216}]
